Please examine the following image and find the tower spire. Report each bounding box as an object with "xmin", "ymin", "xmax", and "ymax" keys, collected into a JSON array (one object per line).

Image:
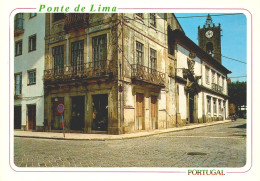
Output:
[{"xmin": 205, "ymin": 14, "xmax": 213, "ymax": 27}]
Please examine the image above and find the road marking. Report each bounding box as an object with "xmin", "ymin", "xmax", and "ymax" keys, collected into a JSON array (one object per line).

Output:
[{"xmin": 157, "ymin": 135, "xmax": 246, "ymax": 139}]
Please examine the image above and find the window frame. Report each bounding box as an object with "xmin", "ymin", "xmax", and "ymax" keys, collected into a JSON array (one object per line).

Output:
[
  {"xmin": 29, "ymin": 13, "xmax": 37, "ymax": 19},
  {"xmin": 92, "ymin": 34, "xmax": 107, "ymax": 68},
  {"xmin": 15, "ymin": 73, "xmax": 22, "ymax": 95},
  {"xmin": 14, "ymin": 13, "xmax": 23, "ymax": 30},
  {"xmin": 52, "ymin": 45, "xmax": 65, "ymax": 75},
  {"xmin": 15, "ymin": 40, "xmax": 22, "ymax": 56},
  {"xmin": 218, "ymin": 100, "xmax": 222, "ymax": 114},
  {"xmin": 213, "ymin": 98, "xmax": 217, "ymax": 114},
  {"xmin": 150, "ymin": 13, "xmax": 156, "ymax": 27},
  {"xmin": 136, "ymin": 41, "xmax": 144, "ymax": 65},
  {"xmin": 150, "ymin": 48, "xmax": 157, "ymax": 70},
  {"xmin": 71, "ymin": 40, "xmax": 84, "ymax": 66},
  {"xmin": 211, "ymin": 70, "xmax": 215, "ymax": 84},
  {"xmin": 28, "ymin": 34, "xmax": 36, "ymax": 52},
  {"xmin": 205, "ymin": 66, "xmax": 210, "ymax": 84},
  {"xmin": 207, "ymin": 96, "xmax": 211, "ymax": 113},
  {"xmin": 136, "ymin": 13, "xmax": 144, "ymax": 19},
  {"xmin": 27, "ymin": 69, "xmax": 36, "ymax": 85},
  {"xmin": 222, "ymin": 76, "xmax": 225, "ymax": 90}
]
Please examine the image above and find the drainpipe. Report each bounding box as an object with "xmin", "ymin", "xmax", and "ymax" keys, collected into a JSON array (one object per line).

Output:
[{"xmin": 121, "ymin": 13, "xmax": 125, "ymax": 133}]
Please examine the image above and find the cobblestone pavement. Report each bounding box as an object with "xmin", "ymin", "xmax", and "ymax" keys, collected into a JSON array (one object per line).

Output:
[{"xmin": 14, "ymin": 119, "xmax": 246, "ymax": 167}]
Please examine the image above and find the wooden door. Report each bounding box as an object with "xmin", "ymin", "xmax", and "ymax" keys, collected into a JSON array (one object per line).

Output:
[
  {"xmin": 151, "ymin": 96, "xmax": 157, "ymax": 129},
  {"xmin": 136, "ymin": 93, "xmax": 144, "ymax": 130},
  {"xmin": 28, "ymin": 105, "xmax": 36, "ymax": 130}
]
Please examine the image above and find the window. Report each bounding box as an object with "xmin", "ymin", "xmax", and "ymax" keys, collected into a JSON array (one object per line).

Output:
[
  {"xmin": 222, "ymin": 77, "xmax": 225, "ymax": 89},
  {"xmin": 167, "ymin": 26, "xmax": 175, "ymax": 56},
  {"xmin": 30, "ymin": 13, "xmax": 37, "ymax": 18},
  {"xmin": 136, "ymin": 13, "xmax": 144, "ymax": 19},
  {"xmin": 205, "ymin": 66, "xmax": 210, "ymax": 84},
  {"xmin": 207, "ymin": 96, "xmax": 211, "ymax": 113},
  {"xmin": 71, "ymin": 40, "xmax": 84, "ymax": 72},
  {"xmin": 150, "ymin": 48, "xmax": 157, "ymax": 70},
  {"xmin": 136, "ymin": 41, "xmax": 143, "ymax": 64},
  {"xmin": 53, "ymin": 13, "xmax": 65, "ymax": 22},
  {"xmin": 52, "ymin": 46, "xmax": 64, "ymax": 75},
  {"xmin": 211, "ymin": 70, "xmax": 215, "ymax": 84},
  {"xmin": 15, "ymin": 73, "xmax": 22, "ymax": 95},
  {"xmin": 15, "ymin": 40, "xmax": 22, "ymax": 56},
  {"xmin": 150, "ymin": 13, "xmax": 156, "ymax": 27},
  {"xmin": 92, "ymin": 35, "xmax": 107, "ymax": 68},
  {"xmin": 28, "ymin": 70, "xmax": 36, "ymax": 85},
  {"xmin": 219, "ymin": 100, "xmax": 222, "ymax": 114},
  {"xmin": 14, "ymin": 13, "xmax": 23, "ymax": 30},
  {"xmin": 213, "ymin": 98, "xmax": 217, "ymax": 114},
  {"xmin": 217, "ymin": 74, "xmax": 220, "ymax": 85},
  {"xmin": 28, "ymin": 34, "xmax": 36, "ymax": 52}
]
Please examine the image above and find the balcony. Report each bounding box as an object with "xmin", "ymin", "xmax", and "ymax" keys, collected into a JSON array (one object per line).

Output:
[
  {"xmin": 44, "ymin": 60, "xmax": 113, "ymax": 84},
  {"xmin": 212, "ymin": 83, "xmax": 223, "ymax": 93},
  {"xmin": 64, "ymin": 14, "xmax": 89, "ymax": 32},
  {"xmin": 14, "ymin": 18, "xmax": 24, "ymax": 36},
  {"xmin": 131, "ymin": 64, "xmax": 165, "ymax": 87}
]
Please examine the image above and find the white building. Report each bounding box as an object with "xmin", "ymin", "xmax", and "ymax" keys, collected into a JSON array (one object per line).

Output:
[
  {"xmin": 171, "ymin": 28, "xmax": 230, "ymax": 125},
  {"xmin": 14, "ymin": 13, "xmax": 45, "ymax": 131}
]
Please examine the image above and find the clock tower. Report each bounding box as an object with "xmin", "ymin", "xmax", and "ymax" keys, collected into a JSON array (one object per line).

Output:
[{"xmin": 198, "ymin": 14, "xmax": 222, "ymax": 64}]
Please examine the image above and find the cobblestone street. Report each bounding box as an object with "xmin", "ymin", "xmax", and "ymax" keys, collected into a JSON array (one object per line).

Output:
[{"xmin": 14, "ymin": 119, "xmax": 246, "ymax": 167}]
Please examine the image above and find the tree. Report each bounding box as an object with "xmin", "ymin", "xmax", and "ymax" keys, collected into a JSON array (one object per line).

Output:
[{"xmin": 228, "ymin": 81, "xmax": 247, "ymax": 113}]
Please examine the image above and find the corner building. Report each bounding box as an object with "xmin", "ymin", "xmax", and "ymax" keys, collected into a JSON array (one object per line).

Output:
[{"xmin": 43, "ymin": 13, "xmax": 230, "ymax": 134}]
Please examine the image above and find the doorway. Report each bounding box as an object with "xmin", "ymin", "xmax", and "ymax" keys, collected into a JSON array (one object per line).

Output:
[
  {"xmin": 70, "ymin": 96, "xmax": 85, "ymax": 130},
  {"xmin": 92, "ymin": 94, "xmax": 108, "ymax": 131},
  {"xmin": 14, "ymin": 106, "xmax": 21, "ymax": 129},
  {"xmin": 189, "ymin": 93, "xmax": 195, "ymax": 123},
  {"xmin": 27, "ymin": 105, "xmax": 36, "ymax": 130},
  {"xmin": 151, "ymin": 96, "xmax": 158, "ymax": 129},
  {"xmin": 223, "ymin": 101, "xmax": 226, "ymax": 119},
  {"xmin": 52, "ymin": 97, "xmax": 64, "ymax": 130},
  {"xmin": 136, "ymin": 93, "xmax": 144, "ymax": 130}
]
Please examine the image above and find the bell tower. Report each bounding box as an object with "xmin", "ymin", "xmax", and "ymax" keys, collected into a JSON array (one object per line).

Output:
[{"xmin": 198, "ymin": 14, "xmax": 222, "ymax": 64}]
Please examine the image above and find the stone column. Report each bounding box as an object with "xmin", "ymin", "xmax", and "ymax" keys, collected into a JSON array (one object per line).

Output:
[
  {"xmin": 64, "ymin": 95, "xmax": 71, "ymax": 132},
  {"xmin": 84, "ymin": 93, "xmax": 88, "ymax": 133}
]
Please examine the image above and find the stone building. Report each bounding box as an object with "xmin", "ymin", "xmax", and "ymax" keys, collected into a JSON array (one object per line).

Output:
[
  {"xmin": 42, "ymin": 13, "xmax": 230, "ymax": 134},
  {"xmin": 43, "ymin": 13, "xmax": 184, "ymax": 134},
  {"xmin": 14, "ymin": 13, "xmax": 45, "ymax": 130}
]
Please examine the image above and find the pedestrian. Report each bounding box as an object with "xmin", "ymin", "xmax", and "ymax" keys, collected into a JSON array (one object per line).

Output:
[{"xmin": 231, "ymin": 114, "xmax": 237, "ymax": 122}]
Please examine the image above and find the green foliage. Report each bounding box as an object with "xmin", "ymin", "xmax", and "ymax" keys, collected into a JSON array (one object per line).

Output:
[{"xmin": 228, "ymin": 81, "xmax": 247, "ymax": 108}]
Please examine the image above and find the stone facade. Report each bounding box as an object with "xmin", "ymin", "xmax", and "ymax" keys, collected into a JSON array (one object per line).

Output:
[{"xmin": 43, "ymin": 13, "xmax": 184, "ymax": 134}]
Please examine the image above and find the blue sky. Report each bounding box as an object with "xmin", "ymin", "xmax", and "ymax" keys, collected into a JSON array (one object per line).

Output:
[{"xmin": 175, "ymin": 13, "xmax": 247, "ymax": 82}]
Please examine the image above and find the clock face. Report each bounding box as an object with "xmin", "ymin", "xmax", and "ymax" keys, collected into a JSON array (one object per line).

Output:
[{"xmin": 205, "ymin": 30, "xmax": 214, "ymax": 38}]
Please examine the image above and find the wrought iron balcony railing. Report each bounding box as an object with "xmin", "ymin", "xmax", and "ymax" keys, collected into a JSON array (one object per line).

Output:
[
  {"xmin": 44, "ymin": 60, "xmax": 112, "ymax": 83},
  {"xmin": 131, "ymin": 64, "xmax": 165, "ymax": 87},
  {"xmin": 14, "ymin": 18, "xmax": 24, "ymax": 36},
  {"xmin": 64, "ymin": 14, "xmax": 88, "ymax": 32},
  {"xmin": 212, "ymin": 83, "xmax": 223, "ymax": 93}
]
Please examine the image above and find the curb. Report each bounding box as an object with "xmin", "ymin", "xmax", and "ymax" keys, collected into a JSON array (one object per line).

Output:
[{"xmin": 14, "ymin": 120, "xmax": 232, "ymax": 141}]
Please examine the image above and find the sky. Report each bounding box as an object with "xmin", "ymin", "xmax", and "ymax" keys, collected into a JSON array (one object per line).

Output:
[{"xmin": 175, "ymin": 13, "xmax": 247, "ymax": 82}]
